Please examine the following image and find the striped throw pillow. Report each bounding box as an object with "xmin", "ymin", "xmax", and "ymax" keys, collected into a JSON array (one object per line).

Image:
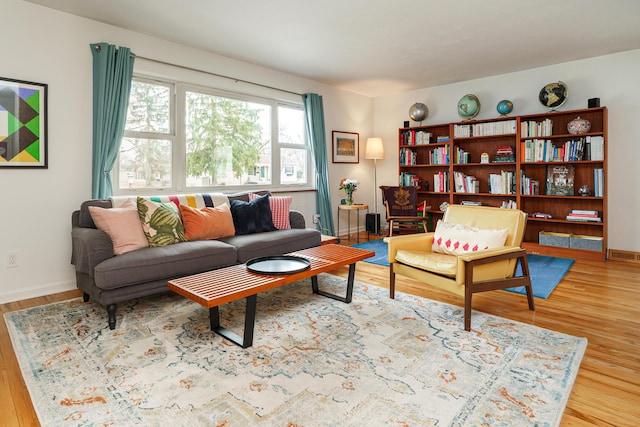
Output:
[{"xmin": 248, "ymin": 194, "xmax": 292, "ymax": 230}]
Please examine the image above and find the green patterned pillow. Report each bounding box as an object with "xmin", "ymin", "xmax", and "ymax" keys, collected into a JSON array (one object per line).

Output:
[{"xmin": 137, "ymin": 198, "xmax": 186, "ymax": 247}]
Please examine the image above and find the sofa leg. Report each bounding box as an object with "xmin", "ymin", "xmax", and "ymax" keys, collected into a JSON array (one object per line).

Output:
[
  {"xmin": 107, "ymin": 304, "xmax": 117, "ymax": 330},
  {"xmin": 83, "ymin": 292, "xmax": 90, "ymax": 302}
]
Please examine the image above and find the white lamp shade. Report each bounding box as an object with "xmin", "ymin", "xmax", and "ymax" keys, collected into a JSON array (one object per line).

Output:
[{"xmin": 365, "ymin": 137, "xmax": 385, "ymax": 160}]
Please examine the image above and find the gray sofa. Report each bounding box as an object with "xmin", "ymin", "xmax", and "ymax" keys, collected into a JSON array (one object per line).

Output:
[{"xmin": 71, "ymin": 192, "xmax": 321, "ymax": 329}]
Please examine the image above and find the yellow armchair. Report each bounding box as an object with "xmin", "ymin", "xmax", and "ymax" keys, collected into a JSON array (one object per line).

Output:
[{"xmin": 387, "ymin": 204, "xmax": 535, "ymax": 331}]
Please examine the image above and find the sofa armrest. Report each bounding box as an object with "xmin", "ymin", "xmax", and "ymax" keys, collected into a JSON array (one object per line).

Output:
[
  {"xmin": 387, "ymin": 232, "xmax": 435, "ymax": 263},
  {"xmin": 71, "ymin": 225, "xmax": 115, "ymax": 276},
  {"xmin": 289, "ymin": 210, "xmax": 306, "ymax": 229}
]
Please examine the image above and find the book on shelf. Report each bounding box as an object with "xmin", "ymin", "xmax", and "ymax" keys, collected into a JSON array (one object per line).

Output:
[
  {"xmin": 521, "ymin": 119, "xmax": 553, "ymax": 138},
  {"xmin": 586, "ymin": 136, "xmax": 604, "ymax": 161},
  {"xmin": 433, "ymin": 171, "xmax": 450, "ymax": 192},
  {"xmin": 500, "ymin": 200, "xmax": 517, "ymax": 209},
  {"xmin": 566, "ymin": 215, "xmax": 602, "ymax": 222},
  {"xmin": 455, "ymin": 147, "xmax": 470, "ymax": 164},
  {"xmin": 520, "ymin": 171, "xmax": 540, "ymax": 195},
  {"xmin": 489, "ymin": 170, "xmax": 516, "ymax": 195},
  {"xmin": 594, "ymin": 168, "xmax": 604, "ymax": 197},
  {"xmin": 566, "ymin": 208, "xmax": 601, "ymax": 222},
  {"xmin": 569, "ymin": 209, "xmax": 599, "ymax": 216},
  {"xmin": 453, "ymin": 171, "xmax": 479, "ymax": 193},
  {"xmin": 429, "ymin": 145, "xmax": 450, "ymax": 164},
  {"xmin": 399, "ymin": 172, "xmax": 418, "ymax": 187},
  {"xmin": 436, "ymin": 136, "xmax": 450, "ymax": 142},
  {"xmin": 494, "ymin": 145, "xmax": 515, "ymax": 162},
  {"xmin": 401, "ymin": 129, "xmax": 432, "ymax": 146},
  {"xmin": 400, "ymin": 147, "xmax": 417, "ymax": 165},
  {"xmin": 563, "ymin": 139, "xmax": 585, "ymax": 161},
  {"xmin": 460, "ymin": 200, "xmax": 482, "ymax": 206},
  {"xmin": 546, "ymin": 165, "xmax": 575, "ymax": 196}
]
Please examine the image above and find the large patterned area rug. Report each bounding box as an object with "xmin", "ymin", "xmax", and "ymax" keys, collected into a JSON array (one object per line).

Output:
[{"xmin": 5, "ymin": 274, "xmax": 586, "ymax": 426}]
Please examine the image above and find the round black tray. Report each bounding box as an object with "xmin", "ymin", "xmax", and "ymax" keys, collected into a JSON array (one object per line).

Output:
[{"xmin": 246, "ymin": 255, "xmax": 311, "ymax": 275}]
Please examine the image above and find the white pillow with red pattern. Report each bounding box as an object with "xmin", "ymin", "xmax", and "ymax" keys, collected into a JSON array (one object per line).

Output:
[{"xmin": 432, "ymin": 220, "xmax": 508, "ymax": 255}]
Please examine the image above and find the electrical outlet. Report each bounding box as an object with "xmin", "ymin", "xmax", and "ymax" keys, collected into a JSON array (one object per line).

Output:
[
  {"xmin": 7, "ymin": 250, "xmax": 19, "ymax": 268},
  {"xmin": 313, "ymin": 214, "xmax": 320, "ymax": 224}
]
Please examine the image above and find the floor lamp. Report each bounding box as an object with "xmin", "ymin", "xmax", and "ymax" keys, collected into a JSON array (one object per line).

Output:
[{"xmin": 365, "ymin": 137, "xmax": 384, "ymax": 234}]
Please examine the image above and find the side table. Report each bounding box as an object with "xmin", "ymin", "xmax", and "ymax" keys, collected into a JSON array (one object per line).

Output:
[{"xmin": 337, "ymin": 204, "xmax": 369, "ymax": 244}]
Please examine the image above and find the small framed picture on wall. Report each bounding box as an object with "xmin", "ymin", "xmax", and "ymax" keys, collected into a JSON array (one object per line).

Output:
[
  {"xmin": 332, "ymin": 131, "xmax": 359, "ymax": 163},
  {"xmin": 0, "ymin": 77, "xmax": 48, "ymax": 168}
]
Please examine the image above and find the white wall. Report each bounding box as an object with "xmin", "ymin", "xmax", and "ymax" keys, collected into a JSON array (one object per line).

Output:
[
  {"xmin": 0, "ymin": 0, "xmax": 373, "ymax": 303},
  {"xmin": 373, "ymin": 50, "xmax": 640, "ymax": 253},
  {"xmin": 1, "ymin": 0, "xmax": 637, "ymax": 304}
]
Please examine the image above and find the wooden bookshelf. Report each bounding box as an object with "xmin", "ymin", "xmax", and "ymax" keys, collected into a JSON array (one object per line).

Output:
[{"xmin": 397, "ymin": 107, "xmax": 608, "ymax": 260}]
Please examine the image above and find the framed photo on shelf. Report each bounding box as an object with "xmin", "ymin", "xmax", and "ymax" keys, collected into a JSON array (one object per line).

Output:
[
  {"xmin": 0, "ymin": 77, "xmax": 48, "ymax": 168},
  {"xmin": 332, "ymin": 131, "xmax": 359, "ymax": 163},
  {"xmin": 546, "ymin": 164, "xmax": 575, "ymax": 196}
]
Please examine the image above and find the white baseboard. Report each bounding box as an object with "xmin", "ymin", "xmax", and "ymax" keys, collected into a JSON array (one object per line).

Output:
[{"xmin": 0, "ymin": 280, "xmax": 77, "ymax": 305}]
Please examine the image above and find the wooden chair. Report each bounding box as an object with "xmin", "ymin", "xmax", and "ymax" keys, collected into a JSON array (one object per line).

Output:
[
  {"xmin": 387, "ymin": 204, "xmax": 535, "ymax": 331},
  {"xmin": 381, "ymin": 186, "xmax": 428, "ymax": 236}
]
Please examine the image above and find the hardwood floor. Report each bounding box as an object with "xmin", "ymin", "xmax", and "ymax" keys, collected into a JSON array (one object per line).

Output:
[{"xmin": 1, "ymin": 234, "xmax": 638, "ymax": 426}]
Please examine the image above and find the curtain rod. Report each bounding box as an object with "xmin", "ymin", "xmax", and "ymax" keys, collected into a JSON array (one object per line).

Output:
[{"xmin": 136, "ymin": 55, "xmax": 303, "ymax": 97}]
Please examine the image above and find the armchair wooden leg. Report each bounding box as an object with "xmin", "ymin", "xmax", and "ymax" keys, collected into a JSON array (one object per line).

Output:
[
  {"xmin": 389, "ymin": 263, "xmax": 396, "ymax": 299},
  {"xmin": 464, "ymin": 285, "xmax": 472, "ymax": 331},
  {"xmin": 519, "ymin": 254, "xmax": 536, "ymax": 311}
]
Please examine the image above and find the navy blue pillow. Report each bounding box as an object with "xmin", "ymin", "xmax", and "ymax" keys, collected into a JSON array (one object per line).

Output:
[{"xmin": 230, "ymin": 194, "xmax": 277, "ymax": 235}]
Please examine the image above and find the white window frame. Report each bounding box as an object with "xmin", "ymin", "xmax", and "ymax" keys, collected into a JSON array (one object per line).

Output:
[{"xmin": 114, "ymin": 75, "xmax": 313, "ymax": 195}]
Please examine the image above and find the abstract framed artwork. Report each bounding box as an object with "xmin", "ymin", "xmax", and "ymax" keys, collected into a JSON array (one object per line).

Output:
[
  {"xmin": 0, "ymin": 77, "xmax": 48, "ymax": 168},
  {"xmin": 332, "ymin": 131, "xmax": 359, "ymax": 163}
]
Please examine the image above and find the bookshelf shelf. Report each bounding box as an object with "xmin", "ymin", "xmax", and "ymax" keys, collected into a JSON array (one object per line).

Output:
[{"xmin": 397, "ymin": 107, "xmax": 607, "ymax": 259}]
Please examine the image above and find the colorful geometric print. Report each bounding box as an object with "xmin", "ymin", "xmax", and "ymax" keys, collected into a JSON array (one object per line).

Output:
[{"xmin": 0, "ymin": 84, "xmax": 42, "ymax": 163}]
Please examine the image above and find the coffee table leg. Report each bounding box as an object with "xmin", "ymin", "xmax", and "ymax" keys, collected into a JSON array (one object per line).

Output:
[
  {"xmin": 311, "ymin": 263, "xmax": 355, "ymax": 303},
  {"xmin": 209, "ymin": 294, "xmax": 257, "ymax": 348}
]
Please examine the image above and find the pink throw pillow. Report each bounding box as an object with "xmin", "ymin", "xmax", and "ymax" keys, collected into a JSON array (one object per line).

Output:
[
  {"xmin": 248, "ymin": 194, "xmax": 292, "ymax": 230},
  {"xmin": 88, "ymin": 198, "xmax": 149, "ymax": 255}
]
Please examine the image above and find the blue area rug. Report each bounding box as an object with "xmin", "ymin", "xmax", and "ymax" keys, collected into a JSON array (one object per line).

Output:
[{"xmin": 352, "ymin": 239, "xmax": 574, "ymax": 299}]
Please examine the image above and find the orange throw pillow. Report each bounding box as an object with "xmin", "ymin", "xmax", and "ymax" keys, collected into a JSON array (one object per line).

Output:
[{"xmin": 179, "ymin": 203, "xmax": 236, "ymax": 240}]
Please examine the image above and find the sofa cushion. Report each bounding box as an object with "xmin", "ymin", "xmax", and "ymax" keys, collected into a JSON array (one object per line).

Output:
[
  {"xmin": 137, "ymin": 198, "xmax": 186, "ymax": 247},
  {"xmin": 88, "ymin": 198, "xmax": 148, "ymax": 255},
  {"xmin": 248, "ymin": 193, "xmax": 292, "ymax": 230},
  {"xmin": 93, "ymin": 240, "xmax": 237, "ymax": 290},
  {"xmin": 179, "ymin": 203, "xmax": 235, "ymax": 240},
  {"xmin": 395, "ymin": 249, "xmax": 458, "ymax": 276},
  {"xmin": 220, "ymin": 228, "xmax": 322, "ymax": 263},
  {"xmin": 230, "ymin": 194, "xmax": 277, "ymax": 235},
  {"xmin": 431, "ymin": 220, "xmax": 508, "ymax": 255}
]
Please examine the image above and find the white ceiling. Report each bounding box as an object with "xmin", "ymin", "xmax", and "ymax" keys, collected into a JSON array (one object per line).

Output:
[{"xmin": 27, "ymin": 0, "xmax": 640, "ymax": 97}]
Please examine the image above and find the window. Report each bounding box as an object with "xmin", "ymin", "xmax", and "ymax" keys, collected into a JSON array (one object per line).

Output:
[
  {"xmin": 117, "ymin": 77, "xmax": 310, "ymax": 193},
  {"xmin": 119, "ymin": 78, "xmax": 175, "ymax": 190}
]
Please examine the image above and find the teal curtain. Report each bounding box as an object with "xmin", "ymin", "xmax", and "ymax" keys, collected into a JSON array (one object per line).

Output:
[
  {"xmin": 302, "ymin": 93, "xmax": 335, "ymax": 236},
  {"xmin": 90, "ymin": 43, "xmax": 135, "ymax": 199}
]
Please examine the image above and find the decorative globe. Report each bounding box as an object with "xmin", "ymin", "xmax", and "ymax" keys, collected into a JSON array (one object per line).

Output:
[
  {"xmin": 539, "ymin": 81, "xmax": 568, "ymax": 110},
  {"xmin": 457, "ymin": 94, "xmax": 480, "ymax": 119},
  {"xmin": 409, "ymin": 102, "xmax": 428, "ymax": 122},
  {"xmin": 496, "ymin": 99, "xmax": 513, "ymax": 116}
]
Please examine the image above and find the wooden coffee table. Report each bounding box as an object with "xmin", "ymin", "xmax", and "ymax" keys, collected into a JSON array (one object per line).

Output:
[{"xmin": 168, "ymin": 244, "xmax": 374, "ymax": 348}]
